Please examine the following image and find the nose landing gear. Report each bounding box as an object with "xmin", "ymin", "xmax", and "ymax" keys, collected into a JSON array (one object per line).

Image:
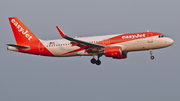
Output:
[
  {"xmin": 150, "ymin": 56, "xmax": 155, "ymax": 60},
  {"xmin": 149, "ymin": 49, "xmax": 154, "ymax": 60}
]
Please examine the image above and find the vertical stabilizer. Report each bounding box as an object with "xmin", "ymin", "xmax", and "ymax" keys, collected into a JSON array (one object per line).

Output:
[{"xmin": 8, "ymin": 17, "xmax": 39, "ymax": 44}]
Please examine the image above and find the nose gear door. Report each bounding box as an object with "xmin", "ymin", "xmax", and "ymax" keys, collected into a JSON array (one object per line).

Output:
[{"xmin": 147, "ymin": 33, "xmax": 153, "ymax": 43}]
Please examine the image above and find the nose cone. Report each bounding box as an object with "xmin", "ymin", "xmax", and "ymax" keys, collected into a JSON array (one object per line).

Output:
[{"xmin": 166, "ymin": 38, "xmax": 174, "ymax": 46}]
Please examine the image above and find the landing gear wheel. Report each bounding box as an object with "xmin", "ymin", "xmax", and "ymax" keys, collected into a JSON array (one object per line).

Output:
[
  {"xmin": 149, "ymin": 49, "xmax": 155, "ymax": 60},
  {"xmin": 90, "ymin": 54, "xmax": 102, "ymax": 65},
  {"xmin": 91, "ymin": 58, "xmax": 96, "ymax": 64},
  {"xmin": 150, "ymin": 56, "xmax": 154, "ymax": 60},
  {"xmin": 96, "ymin": 60, "xmax": 101, "ymax": 65}
]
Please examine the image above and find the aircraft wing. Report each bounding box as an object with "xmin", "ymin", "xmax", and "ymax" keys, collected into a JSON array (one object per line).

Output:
[{"xmin": 56, "ymin": 26, "xmax": 104, "ymax": 48}]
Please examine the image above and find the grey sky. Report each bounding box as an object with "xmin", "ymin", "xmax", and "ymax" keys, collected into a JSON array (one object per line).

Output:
[{"xmin": 0, "ymin": 0, "xmax": 180, "ymax": 101}]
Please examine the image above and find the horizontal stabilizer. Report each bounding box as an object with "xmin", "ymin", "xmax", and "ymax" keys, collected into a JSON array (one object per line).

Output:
[{"xmin": 7, "ymin": 44, "xmax": 30, "ymax": 49}]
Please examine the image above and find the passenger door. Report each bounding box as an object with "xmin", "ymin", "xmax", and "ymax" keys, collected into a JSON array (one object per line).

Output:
[
  {"xmin": 38, "ymin": 42, "xmax": 44, "ymax": 52},
  {"xmin": 147, "ymin": 33, "xmax": 153, "ymax": 43}
]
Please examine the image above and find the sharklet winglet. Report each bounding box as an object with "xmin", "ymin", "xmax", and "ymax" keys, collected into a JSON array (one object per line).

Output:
[{"xmin": 56, "ymin": 26, "xmax": 66, "ymax": 37}]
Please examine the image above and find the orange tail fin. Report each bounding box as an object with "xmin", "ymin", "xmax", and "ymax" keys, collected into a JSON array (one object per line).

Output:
[{"xmin": 8, "ymin": 17, "xmax": 39, "ymax": 45}]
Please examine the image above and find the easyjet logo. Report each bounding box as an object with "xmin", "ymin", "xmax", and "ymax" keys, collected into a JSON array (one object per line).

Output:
[
  {"xmin": 11, "ymin": 19, "xmax": 32, "ymax": 41},
  {"xmin": 122, "ymin": 34, "xmax": 146, "ymax": 39}
]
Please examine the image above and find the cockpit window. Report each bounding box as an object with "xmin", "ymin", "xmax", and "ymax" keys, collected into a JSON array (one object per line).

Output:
[{"xmin": 158, "ymin": 35, "xmax": 167, "ymax": 38}]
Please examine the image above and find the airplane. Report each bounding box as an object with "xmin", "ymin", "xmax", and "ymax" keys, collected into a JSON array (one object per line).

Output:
[{"xmin": 7, "ymin": 17, "xmax": 174, "ymax": 65}]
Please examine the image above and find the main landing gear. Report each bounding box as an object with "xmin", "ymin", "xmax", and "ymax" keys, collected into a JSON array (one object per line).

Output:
[
  {"xmin": 90, "ymin": 54, "xmax": 102, "ymax": 65},
  {"xmin": 91, "ymin": 58, "xmax": 101, "ymax": 65},
  {"xmin": 149, "ymin": 49, "xmax": 154, "ymax": 60}
]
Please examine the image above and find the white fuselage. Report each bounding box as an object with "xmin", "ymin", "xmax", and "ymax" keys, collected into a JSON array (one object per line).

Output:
[{"xmin": 40, "ymin": 34, "xmax": 173, "ymax": 57}]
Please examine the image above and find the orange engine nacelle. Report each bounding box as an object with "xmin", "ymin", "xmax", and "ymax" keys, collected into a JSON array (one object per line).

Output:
[
  {"xmin": 104, "ymin": 47, "xmax": 127, "ymax": 59},
  {"xmin": 112, "ymin": 52, "xmax": 127, "ymax": 59},
  {"xmin": 105, "ymin": 46, "xmax": 122, "ymax": 57}
]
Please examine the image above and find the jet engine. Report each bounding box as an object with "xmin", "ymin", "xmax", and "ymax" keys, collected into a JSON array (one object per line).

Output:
[
  {"xmin": 104, "ymin": 46, "xmax": 127, "ymax": 59},
  {"xmin": 112, "ymin": 52, "xmax": 127, "ymax": 59}
]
